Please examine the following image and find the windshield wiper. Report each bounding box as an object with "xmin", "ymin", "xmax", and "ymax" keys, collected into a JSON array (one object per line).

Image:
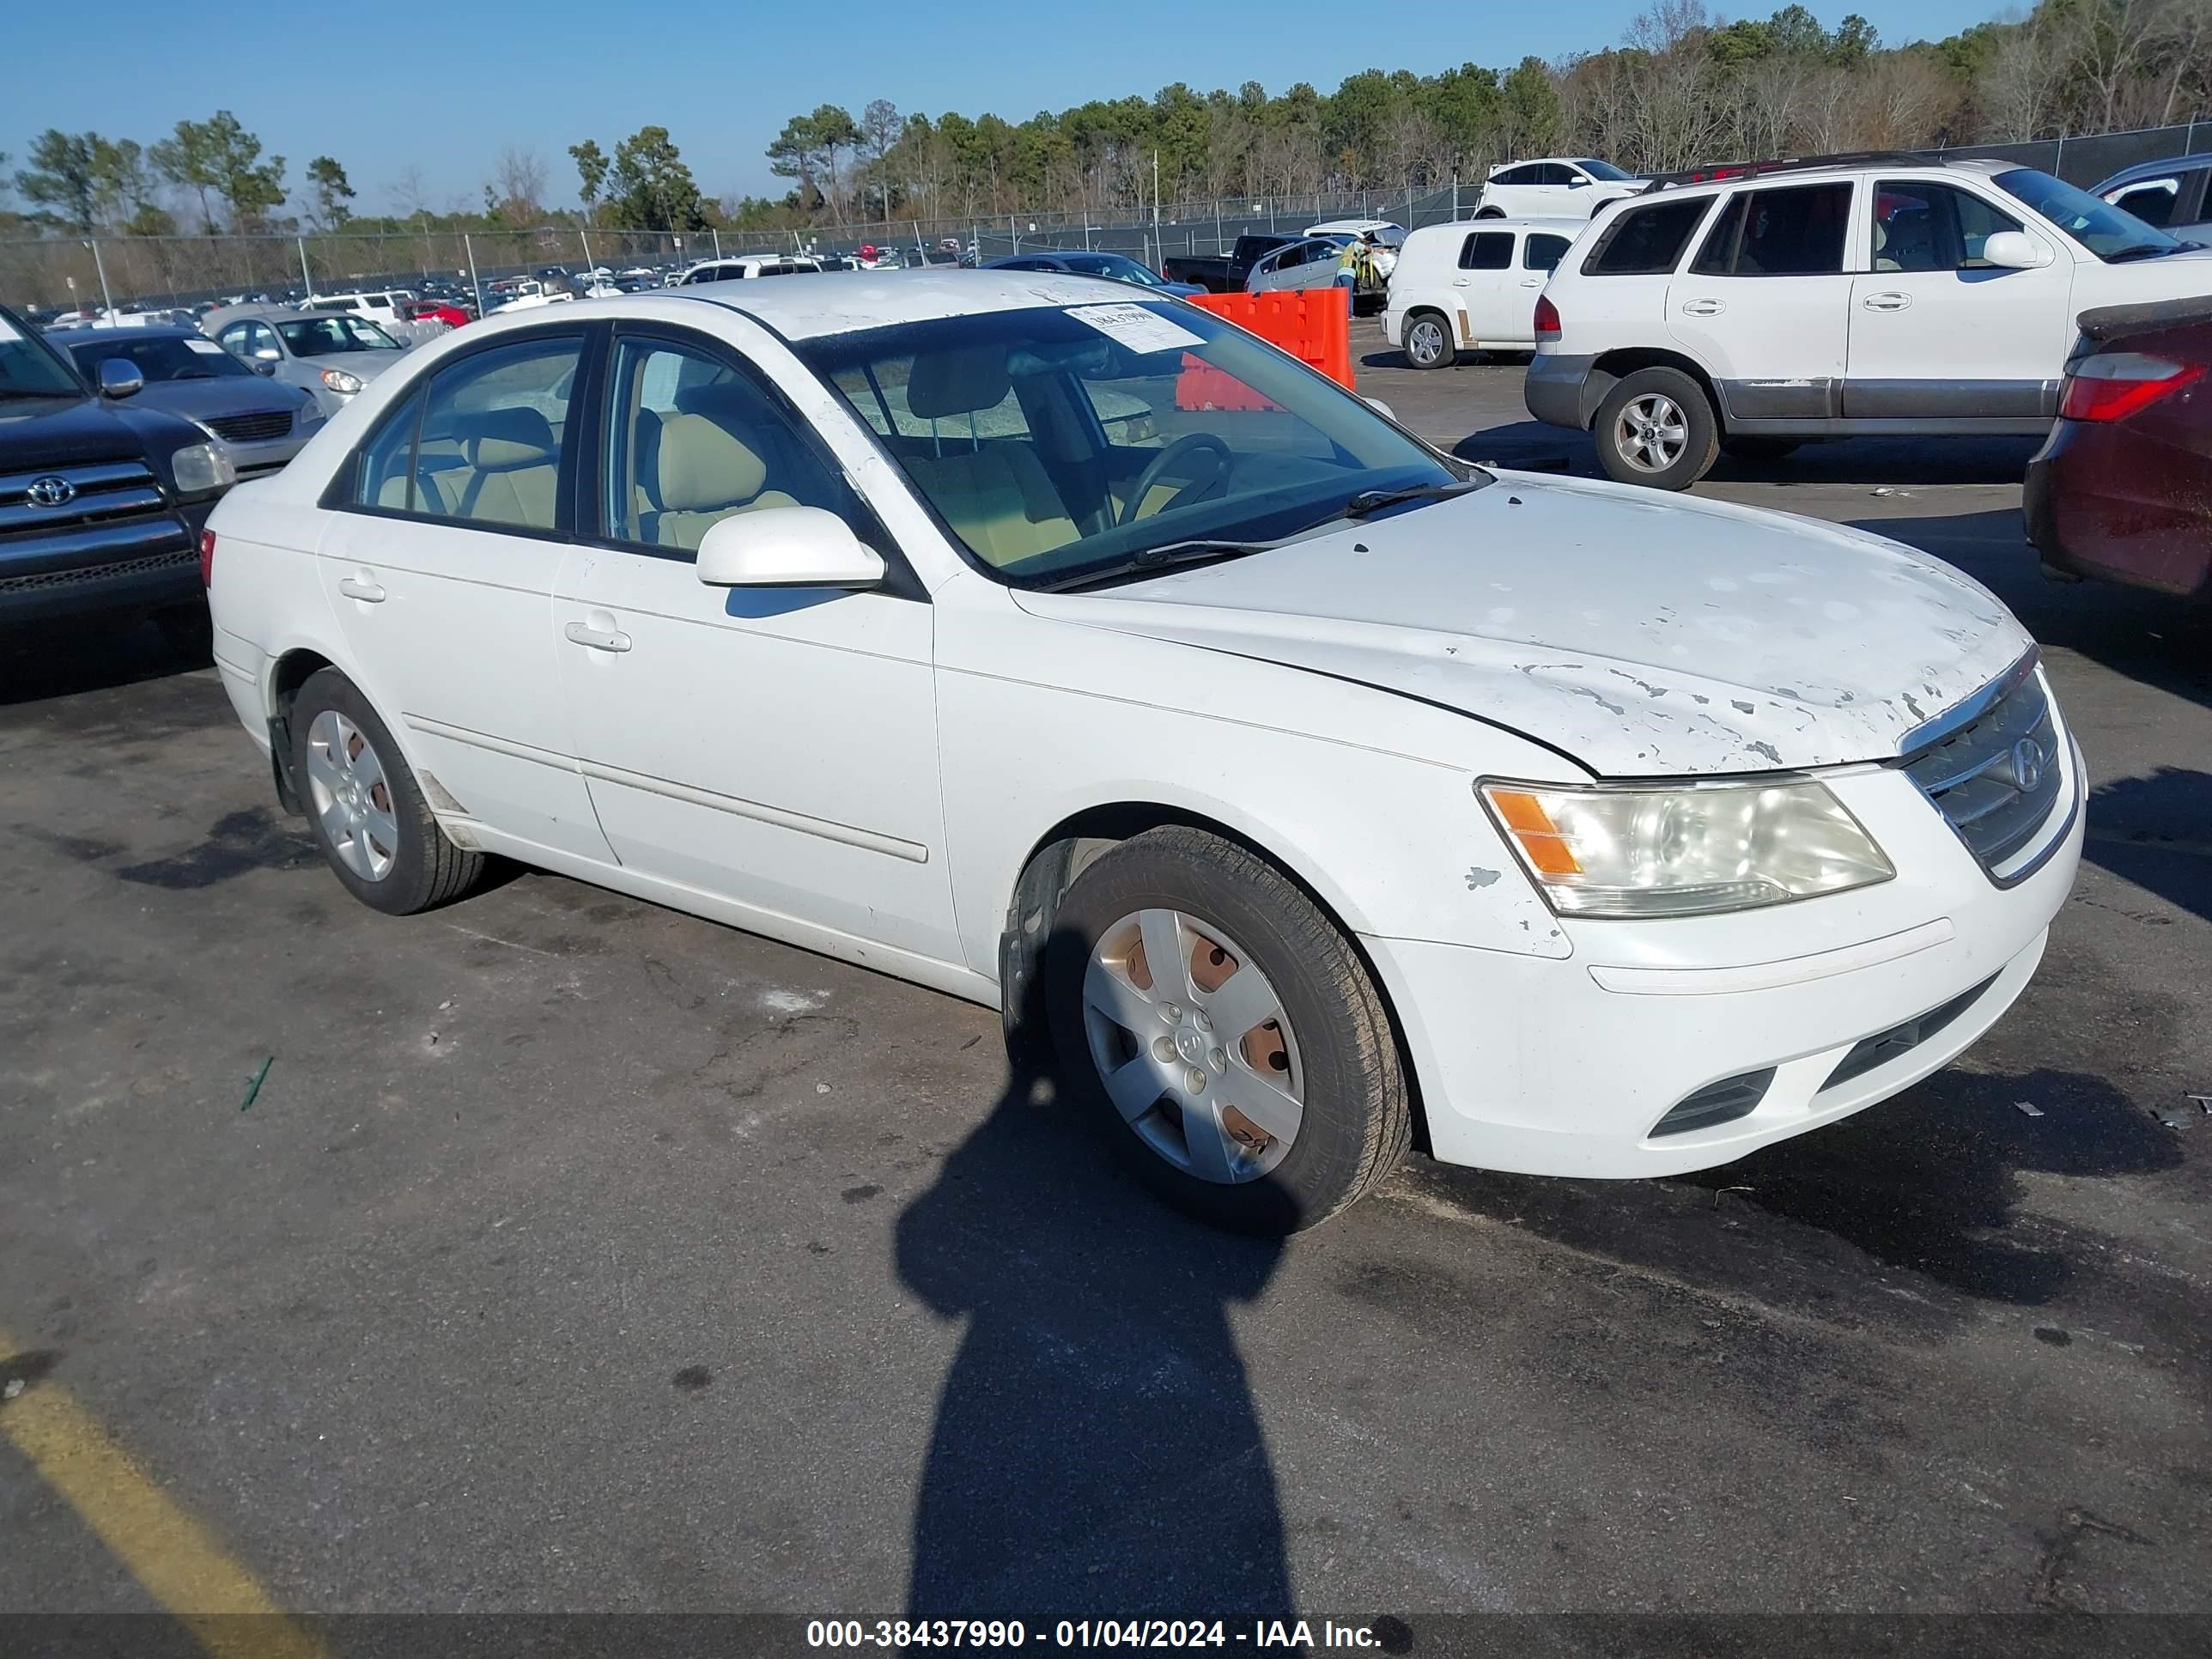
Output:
[
  {"xmin": 2107, "ymin": 243, "xmax": 2176, "ymax": 262},
  {"xmin": 1034, "ymin": 538, "xmax": 1276, "ymax": 592},
  {"xmin": 1342, "ymin": 478, "xmax": 1486, "ymax": 518},
  {"xmin": 0, "ymin": 386, "xmax": 86, "ymax": 399}
]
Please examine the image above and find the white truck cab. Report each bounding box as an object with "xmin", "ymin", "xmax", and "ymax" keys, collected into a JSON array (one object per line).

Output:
[{"xmin": 1382, "ymin": 217, "xmax": 1585, "ymax": 368}]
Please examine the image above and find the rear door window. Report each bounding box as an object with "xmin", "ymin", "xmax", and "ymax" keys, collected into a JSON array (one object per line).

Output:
[
  {"xmin": 1689, "ymin": 183, "xmax": 1851, "ymax": 276},
  {"xmin": 1524, "ymin": 233, "xmax": 1572, "ymax": 271},
  {"xmin": 1582, "ymin": 198, "xmax": 1713, "ymax": 276},
  {"xmin": 1458, "ymin": 233, "xmax": 1513, "ymax": 270}
]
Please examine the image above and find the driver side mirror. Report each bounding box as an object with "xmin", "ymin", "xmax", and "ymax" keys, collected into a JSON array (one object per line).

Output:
[
  {"xmin": 1979, "ymin": 231, "xmax": 2052, "ymax": 270},
  {"xmin": 95, "ymin": 358, "xmax": 144, "ymax": 399},
  {"xmin": 251, "ymin": 357, "xmax": 278, "ymax": 376},
  {"xmin": 696, "ymin": 506, "xmax": 886, "ymax": 589}
]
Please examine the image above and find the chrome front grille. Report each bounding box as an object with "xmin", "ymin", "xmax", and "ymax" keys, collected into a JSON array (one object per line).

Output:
[
  {"xmin": 203, "ymin": 410, "xmax": 294, "ymax": 443},
  {"xmin": 0, "ymin": 460, "xmax": 168, "ymax": 537},
  {"xmin": 1902, "ymin": 664, "xmax": 2067, "ymax": 883}
]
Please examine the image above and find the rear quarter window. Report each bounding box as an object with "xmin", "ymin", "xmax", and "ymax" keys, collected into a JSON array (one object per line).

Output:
[{"xmin": 1581, "ymin": 198, "xmax": 1714, "ymax": 276}]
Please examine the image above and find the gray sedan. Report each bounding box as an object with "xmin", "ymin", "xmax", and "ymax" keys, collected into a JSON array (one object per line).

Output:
[
  {"xmin": 202, "ymin": 304, "xmax": 407, "ymax": 416},
  {"xmin": 52, "ymin": 325, "xmax": 325, "ymax": 479},
  {"xmin": 1244, "ymin": 235, "xmax": 1355, "ymax": 295}
]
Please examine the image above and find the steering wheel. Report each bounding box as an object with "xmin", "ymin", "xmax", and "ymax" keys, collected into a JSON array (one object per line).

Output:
[{"xmin": 1118, "ymin": 433, "xmax": 1233, "ymax": 526}]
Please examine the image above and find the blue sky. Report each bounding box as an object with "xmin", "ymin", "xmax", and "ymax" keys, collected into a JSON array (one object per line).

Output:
[{"xmin": 9, "ymin": 0, "xmax": 2002, "ymax": 215}]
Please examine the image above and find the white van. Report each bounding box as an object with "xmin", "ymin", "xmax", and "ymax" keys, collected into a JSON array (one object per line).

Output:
[
  {"xmin": 678, "ymin": 255, "xmax": 824, "ymax": 284},
  {"xmin": 1382, "ymin": 218, "xmax": 1584, "ymax": 368},
  {"xmin": 301, "ymin": 291, "xmax": 414, "ymax": 320}
]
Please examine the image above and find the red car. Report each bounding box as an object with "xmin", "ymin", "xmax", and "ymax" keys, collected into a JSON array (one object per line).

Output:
[
  {"xmin": 399, "ymin": 298, "xmax": 471, "ymax": 328},
  {"xmin": 2026, "ymin": 296, "xmax": 2211, "ymax": 599}
]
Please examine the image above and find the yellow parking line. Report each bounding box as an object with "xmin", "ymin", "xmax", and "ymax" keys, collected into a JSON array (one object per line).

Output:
[{"xmin": 0, "ymin": 1333, "xmax": 328, "ymax": 1659}]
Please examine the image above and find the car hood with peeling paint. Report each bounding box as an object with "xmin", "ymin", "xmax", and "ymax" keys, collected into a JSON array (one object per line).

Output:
[{"xmin": 1013, "ymin": 471, "xmax": 2033, "ymax": 778}]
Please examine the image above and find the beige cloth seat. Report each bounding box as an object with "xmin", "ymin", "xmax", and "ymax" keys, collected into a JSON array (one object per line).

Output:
[
  {"xmin": 637, "ymin": 410, "xmax": 799, "ymax": 550},
  {"xmin": 897, "ymin": 345, "xmax": 1078, "ymax": 566}
]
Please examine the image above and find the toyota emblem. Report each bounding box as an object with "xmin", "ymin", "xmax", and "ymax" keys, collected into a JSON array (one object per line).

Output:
[
  {"xmin": 26, "ymin": 475, "xmax": 76, "ymax": 508},
  {"xmin": 2011, "ymin": 737, "xmax": 2045, "ymax": 793}
]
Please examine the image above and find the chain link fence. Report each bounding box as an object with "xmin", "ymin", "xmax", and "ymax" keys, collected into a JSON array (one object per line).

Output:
[{"xmin": 6, "ymin": 120, "xmax": 2204, "ymax": 313}]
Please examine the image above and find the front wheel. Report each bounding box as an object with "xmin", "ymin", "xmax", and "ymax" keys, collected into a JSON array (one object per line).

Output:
[
  {"xmin": 1043, "ymin": 827, "xmax": 1411, "ymax": 1233},
  {"xmin": 291, "ymin": 667, "xmax": 486, "ymax": 916},
  {"xmin": 1593, "ymin": 368, "xmax": 1719, "ymax": 490},
  {"xmin": 1402, "ymin": 311, "xmax": 1455, "ymax": 370}
]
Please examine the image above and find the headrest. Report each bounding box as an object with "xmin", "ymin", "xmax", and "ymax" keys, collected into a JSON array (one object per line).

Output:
[
  {"xmin": 906, "ymin": 346, "xmax": 1011, "ymax": 419},
  {"xmin": 460, "ymin": 407, "xmax": 557, "ymax": 471},
  {"xmin": 653, "ymin": 411, "xmax": 767, "ymax": 511}
]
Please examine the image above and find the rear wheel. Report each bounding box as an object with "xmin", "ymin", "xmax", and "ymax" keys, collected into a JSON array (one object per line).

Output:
[
  {"xmin": 291, "ymin": 667, "xmax": 485, "ymax": 916},
  {"xmin": 1594, "ymin": 367, "xmax": 1719, "ymax": 491},
  {"xmin": 1042, "ymin": 826, "xmax": 1410, "ymax": 1233},
  {"xmin": 1403, "ymin": 311, "xmax": 1455, "ymax": 370}
]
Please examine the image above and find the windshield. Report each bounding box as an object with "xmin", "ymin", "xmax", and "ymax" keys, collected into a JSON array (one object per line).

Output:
[
  {"xmin": 278, "ymin": 315, "xmax": 401, "ymax": 355},
  {"xmin": 1994, "ymin": 167, "xmax": 2184, "ymax": 260},
  {"xmin": 1057, "ymin": 252, "xmax": 1166, "ymax": 287},
  {"xmin": 799, "ymin": 301, "xmax": 1473, "ymax": 590},
  {"xmin": 1579, "ymin": 160, "xmax": 1633, "ymax": 181},
  {"xmin": 0, "ymin": 310, "xmax": 88, "ymax": 397},
  {"xmin": 65, "ymin": 334, "xmax": 253, "ymax": 383}
]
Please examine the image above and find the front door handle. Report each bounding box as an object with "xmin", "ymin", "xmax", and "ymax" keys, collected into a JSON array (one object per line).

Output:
[
  {"xmin": 1862, "ymin": 292, "xmax": 1912, "ymax": 311},
  {"xmin": 1680, "ymin": 298, "xmax": 1725, "ymax": 317},
  {"xmin": 1519, "ymin": 278, "xmax": 1541, "ymax": 288},
  {"xmin": 564, "ymin": 620, "xmax": 632, "ymax": 653},
  {"xmin": 1451, "ymin": 277, "xmax": 1470, "ymax": 287},
  {"xmin": 337, "ymin": 575, "xmax": 385, "ymax": 603}
]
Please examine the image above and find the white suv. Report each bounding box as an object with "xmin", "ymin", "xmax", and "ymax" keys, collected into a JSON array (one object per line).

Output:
[
  {"xmin": 1526, "ymin": 155, "xmax": 2212, "ymax": 489},
  {"xmin": 1476, "ymin": 158, "xmax": 1644, "ymax": 221}
]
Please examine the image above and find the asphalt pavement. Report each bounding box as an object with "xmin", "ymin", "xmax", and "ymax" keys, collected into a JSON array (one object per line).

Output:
[{"xmin": 3, "ymin": 321, "xmax": 2208, "ymax": 1649}]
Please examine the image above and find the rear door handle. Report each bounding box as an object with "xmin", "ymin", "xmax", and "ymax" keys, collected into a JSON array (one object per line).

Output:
[
  {"xmin": 564, "ymin": 620, "xmax": 632, "ymax": 653},
  {"xmin": 1680, "ymin": 298, "xmax": 1725, "ymax": 317},
  {"xmin": 1862, "ymin": 292, "xmax": 1912, "ymax": 311},
  {"xmin": 1450, "ymin": 277, "xmax": 1470, "ymax": 287},
  {"xmin": 337, "ymin": 575, "xmax": 385, "ymax": 603}
]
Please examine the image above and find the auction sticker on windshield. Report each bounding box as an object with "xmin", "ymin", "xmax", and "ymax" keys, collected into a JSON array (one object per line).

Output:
[
  {"xmin": 185, "ymin": 337, "xmax": 224, "ymax": 354},
  {"xmin": 1068, "ymin": 302, "xmax": 1203, "ymax": 356}
]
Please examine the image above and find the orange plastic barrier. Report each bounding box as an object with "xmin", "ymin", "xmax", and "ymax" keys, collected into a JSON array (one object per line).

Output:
[{"xmin": 1174, "ymin": 287, "xmax": 1353, "ymax": 412}]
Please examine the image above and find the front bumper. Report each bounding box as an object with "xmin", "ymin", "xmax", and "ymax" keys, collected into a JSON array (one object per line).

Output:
[
  {"xmin": 1524, "ymin": 350, "xmax": 1599, "ymax": 429},
  {"xmin": 0, "ymin": 497, "xmax": 210, "ymax": 624},
  {"xmin": 1362, "ymin": 736, "xmax": 2085, "ymax": 1178}
]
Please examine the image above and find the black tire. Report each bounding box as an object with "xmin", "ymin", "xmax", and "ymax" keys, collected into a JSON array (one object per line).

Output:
[
  {"xmin": 1722, "ymin": 436, "xmax": 1802, "ymax": 465},
  {"xmin": 1593, "ymin": 366, "xmax": 1719, "ymax": 491},
  {"xmin": 1042, "ymin": 826, "xmax": 1411, "ymax": 1234},
  {"xmin": 290, "ymin": 667, "xmax": 485, "ymax": 916},
  {"xmin": 1402, "ymin": 310, "xmax": 1456, "ymax": 370},
  {"xmin": 1474, "ymin": 207, "xmax": 1505, "ymax": 220}
]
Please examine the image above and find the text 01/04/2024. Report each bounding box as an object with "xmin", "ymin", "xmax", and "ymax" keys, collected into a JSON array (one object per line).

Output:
[{"xmin": 805, "ymin": 1620, "xmax": 1397, "ymax": 1648}]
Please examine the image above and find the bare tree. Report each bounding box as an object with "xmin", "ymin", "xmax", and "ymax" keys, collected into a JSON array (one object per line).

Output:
[
  {"xmin": 388, "ymin": 164, "xmax": 433, "ymax": 224},
  {"xmin": 1850, "ymin": 55, "xmax": 1958, "ymax": 148},
  {"xmin": 493, "ymin": 148, "xmax": 548, "ymax": 220}
]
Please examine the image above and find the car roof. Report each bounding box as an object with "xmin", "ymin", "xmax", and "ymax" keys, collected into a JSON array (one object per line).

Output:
[
  {"xmin": 443, "ymin": 270, "xmax": 1149, "ymax": 344},
  {"xmin": 49, "ymin": 324, "xmax": 200, "ymax": 343},
  {"xmin": 1644, "ymin": 155, "xmax": 2021, "ymax": 197},
  {"xmin": 2094, "ymin": 153, "xmax": 2212, "ymax": 191},
  {"xmin": 1410, "ymin": 216, "xmax": 1586, "ymax": 237}
]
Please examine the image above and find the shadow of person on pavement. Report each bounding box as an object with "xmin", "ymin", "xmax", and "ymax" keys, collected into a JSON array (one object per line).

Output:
[{"xmin": 896, "ymin": 1066, "xmax": 1291, "ymax": 1622}]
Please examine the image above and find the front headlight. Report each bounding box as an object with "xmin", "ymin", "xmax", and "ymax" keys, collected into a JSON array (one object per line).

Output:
[
  {"xmin": 169, "ymin": 441, "xmax": 236, "ymax": 495},
  {"xmin": 1479, "ymin": 777, "xmax": 1893, "ymax": 919},
  {"xmin": 297, "ymin": 401, "xmax": 326, "ymax": 428},
  {"xmin": 321, "ymin": 368, "xmax": 364, "ymax": 396}
]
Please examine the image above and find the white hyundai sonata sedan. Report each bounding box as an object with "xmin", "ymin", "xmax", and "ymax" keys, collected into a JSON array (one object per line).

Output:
[{"xmin": 203, "ymin": 271, "xmax": 2082, "ymax": 1231}]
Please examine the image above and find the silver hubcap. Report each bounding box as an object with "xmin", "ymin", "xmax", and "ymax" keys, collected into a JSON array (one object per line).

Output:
[
  {"xmin": 305, "ymin": 709, "xmax": 398, "ymax": 882},
  {"xmin": 1408, "ymin": 319, "xmax": 1444, "ymax": 363},
  {"xmin": 1082, "ymin": 908, "xmax": 1304, "ymax": 1184},
  {"xmin": 1614, "ymin": 392, "xmax": 1688, "ymax": 473}
]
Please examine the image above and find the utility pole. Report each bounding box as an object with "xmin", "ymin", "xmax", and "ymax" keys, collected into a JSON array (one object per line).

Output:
[
  {"xmin": 296, "ymin": 234, "xmax": 312, "ymax": 296},
  {"xmin": 86, "ymin": 240, "xmax": 114, "ymax": 315},
  {"xmin": 464, "ymin": 233, "xmax": 483, "ymax": 317}
]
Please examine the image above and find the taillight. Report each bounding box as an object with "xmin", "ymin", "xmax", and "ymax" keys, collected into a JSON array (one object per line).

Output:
[
  {"xmin": 2058, "ymin": 351, "xmax": 2203, "ymax": 422},
  {"xmin": 198, "ymin": 528, "xmax": 216, "ymax": 587},
  {"xmin": 1534, "ymin": 294, "xmax": 1562, "ymax": 341}
]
